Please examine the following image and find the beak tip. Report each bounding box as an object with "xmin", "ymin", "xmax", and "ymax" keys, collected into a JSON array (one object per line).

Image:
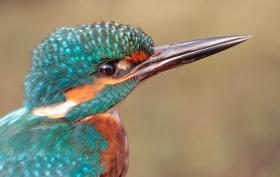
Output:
[
  {"xmin": 231, "ymin": 34, "xmax": 252, "ymax": 43},
  {"xmin": 213, "ymin": 35, "xmax": 252, "ymax": 50},
  {"xmin": 245, "ymin": 34, "xmax": 253, "ymax": 39}
]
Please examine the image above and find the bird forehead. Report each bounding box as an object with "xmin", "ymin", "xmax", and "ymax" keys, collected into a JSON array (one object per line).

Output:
[{"xmin": 32, "ymin": 22, "xmax": 154, "ymax": 68}]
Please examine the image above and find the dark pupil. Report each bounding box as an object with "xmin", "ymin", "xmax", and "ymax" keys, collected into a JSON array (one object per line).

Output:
[{"xmin": 99, "ymin": 63, "xmax": 116, "ymax": 76}]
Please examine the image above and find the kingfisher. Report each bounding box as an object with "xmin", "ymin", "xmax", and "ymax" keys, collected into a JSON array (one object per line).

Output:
[{"xmin": 0, "ymin": 21, "xmax": 249, "ymax": 177}]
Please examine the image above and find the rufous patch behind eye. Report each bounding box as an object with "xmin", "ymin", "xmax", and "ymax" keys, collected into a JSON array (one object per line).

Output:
[{"xmin": 125, "ymin": 51, "xmax": 150, "ymax": 64}]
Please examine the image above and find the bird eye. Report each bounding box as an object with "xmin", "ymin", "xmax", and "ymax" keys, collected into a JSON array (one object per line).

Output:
[{"xmin": 98, "ymin": 62, "xmax": 116, "ymax": 76}]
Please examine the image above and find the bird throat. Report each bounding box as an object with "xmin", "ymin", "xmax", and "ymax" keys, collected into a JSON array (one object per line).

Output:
[{"xmin": 83, "ymin": 110, "xmax": 129, "ymax": 177}]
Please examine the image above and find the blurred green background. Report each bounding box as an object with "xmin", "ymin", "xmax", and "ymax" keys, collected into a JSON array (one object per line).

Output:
[{"xmin": 0, "ymin": 0, "xmax": 279, "ymax": 177}]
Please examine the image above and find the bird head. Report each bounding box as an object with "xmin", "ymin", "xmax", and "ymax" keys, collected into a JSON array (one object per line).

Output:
[{"xmin": 25, "ymin": 22, "xmax": 249, "ymax": 120}]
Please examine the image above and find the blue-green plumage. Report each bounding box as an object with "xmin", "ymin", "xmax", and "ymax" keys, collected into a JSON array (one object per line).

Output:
[
  {"xmin": 0, "ymin": 108, "xmax": 107, "ymax": 176},
  {"xmin": 66, "ymin": 79, "xmax": 137, "ymax": 120}
]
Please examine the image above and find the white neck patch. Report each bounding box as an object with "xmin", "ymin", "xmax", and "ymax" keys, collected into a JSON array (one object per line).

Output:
[{"xmin": 32, "ymin": 100, "xmax": 77, "ymax": 119}]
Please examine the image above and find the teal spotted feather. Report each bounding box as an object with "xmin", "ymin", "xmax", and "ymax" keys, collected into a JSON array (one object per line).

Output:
[{"xmin": 0, "ymin": 108, "xmax": 107, "ymax": 176}]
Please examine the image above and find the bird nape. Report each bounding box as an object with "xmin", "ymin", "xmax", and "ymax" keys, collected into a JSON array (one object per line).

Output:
[{"xmin": 0, "ymin": 21, "xmax": 250, "ymax": 177}]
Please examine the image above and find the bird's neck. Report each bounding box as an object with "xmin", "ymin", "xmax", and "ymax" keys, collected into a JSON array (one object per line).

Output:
[
  {"xmin": 33, "ymin": 101, "xmax": 129, "ymax": 176},
  {"xmin": 82, "ymin": 110, "xmax": 129, "ymax": 177}
]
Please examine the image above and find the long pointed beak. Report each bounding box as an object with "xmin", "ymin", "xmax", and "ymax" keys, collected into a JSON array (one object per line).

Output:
[{"xmin": 131, "ymin": 35, "xmax": 251, "ymax": 81}]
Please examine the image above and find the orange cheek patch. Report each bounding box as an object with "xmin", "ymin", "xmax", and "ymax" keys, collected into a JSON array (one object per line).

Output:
[
  {"xmin": 125, "ymin": 51, "xmax": 150, "ymax": 64},
  {"xmin": 64, "ymin": 84, "xmax": 97, "ymax": 104},
  {"xmin": 64, "ymin": 77, "xmax": 123, "ymax": 104}
]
